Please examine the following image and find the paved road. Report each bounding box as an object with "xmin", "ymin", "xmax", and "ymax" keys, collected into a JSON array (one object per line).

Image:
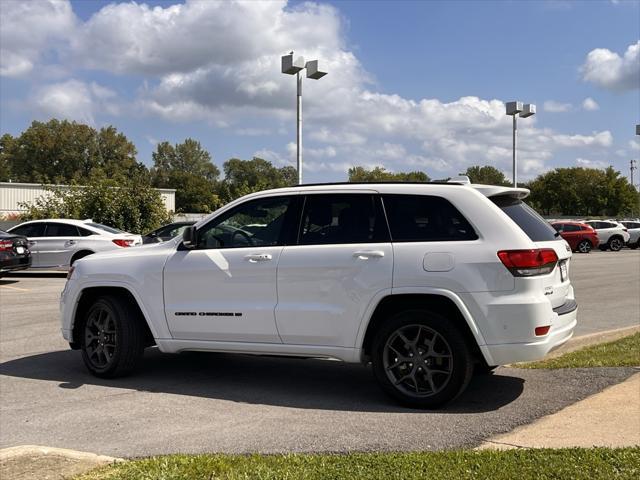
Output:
[{"xmin": 0, "ymin": 250, "xmax": 638, "ymax": 456}]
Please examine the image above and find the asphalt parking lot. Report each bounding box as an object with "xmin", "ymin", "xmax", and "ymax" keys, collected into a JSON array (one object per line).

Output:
[{"xmin": 0, "ymin": 250, "xmax": 638, "ymax": 456}]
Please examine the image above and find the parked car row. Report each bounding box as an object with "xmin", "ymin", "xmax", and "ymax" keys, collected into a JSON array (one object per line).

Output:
[
  {"xmin": 1, "ymin": 219, "xmax": 194, "ymax": 273},
  {"xmin": 549, "ymin": 218, "xmax": 638, "ymax": 253}
]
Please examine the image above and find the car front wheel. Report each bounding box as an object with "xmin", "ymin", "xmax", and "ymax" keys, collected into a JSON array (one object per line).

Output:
[
  {"xmin": 371, "ymin": 310, "xmax": 474, "ymax": 409},
  {"xmin": 80, "ymin": 295, "xmax": 144, "ymax": 378},
  {"xmin": 577, "ymin": 239, "xmax": 592, "ymax": 253}
]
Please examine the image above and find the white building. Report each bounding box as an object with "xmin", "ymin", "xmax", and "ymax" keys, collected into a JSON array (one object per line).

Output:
[{"xmin": 0, "ymin": 182, "xmax": 176, "ymax": 216}]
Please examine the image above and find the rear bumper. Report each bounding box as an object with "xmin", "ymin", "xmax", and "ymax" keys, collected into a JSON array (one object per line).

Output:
[
  {"xmin": 480, "ymin": 300, "xmax": 578, "ymax": 366},
  {"xmin": 0, "ymin": 255, "xmax": 32, "ymax": 273}
]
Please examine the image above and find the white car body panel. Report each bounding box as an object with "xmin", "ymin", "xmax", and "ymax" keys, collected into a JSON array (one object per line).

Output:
[
  {"xmin": 61, "ymin": 183, "xmax": 577, "ymax": 367},
  {"xmin": 583, "ymin": 220, "xmax": 630, "ymax": 246}
]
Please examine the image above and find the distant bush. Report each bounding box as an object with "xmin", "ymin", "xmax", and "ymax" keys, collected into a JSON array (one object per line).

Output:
[{"xmin": 19, "ymin": 173, "xmax": 172, "ymax": 234}]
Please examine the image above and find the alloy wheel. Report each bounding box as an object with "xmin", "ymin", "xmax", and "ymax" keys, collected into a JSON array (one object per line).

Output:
[
  {"xmin": 84, "ymin": 306, "xmax": 117, "ymax": 369},
  {"xmin": 609, "ymin": 238, "xmax": 623, "ymax": 251},
  {"xmin": 578, "ymin": 240, "xmax": 591, "ymax": 253},
  {"xmin": 383, "ymin": 324, "xmax": 453, "ymax": 398}
]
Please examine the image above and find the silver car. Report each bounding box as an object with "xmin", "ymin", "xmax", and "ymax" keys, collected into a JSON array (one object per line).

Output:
[
  {"xmin": 620, "ymin": 221, "xmax": 640, "ymax": 249},
  {"xmin": 7, "ymin": 219, "xmax": 142, "ymax": 269}
]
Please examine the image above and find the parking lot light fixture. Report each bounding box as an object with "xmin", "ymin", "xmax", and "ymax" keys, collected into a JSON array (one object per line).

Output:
[
  {"xmin": 281, "ymin": 52, "xmax": 328, "ymax": 185},
  {"xmin": 506, "ymin": 101, "xmax": 536, "ymax": 187}
]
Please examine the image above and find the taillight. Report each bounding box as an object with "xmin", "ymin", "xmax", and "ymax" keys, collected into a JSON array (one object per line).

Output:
[
  {"xmin": 0, "ymin": 240, "xmax": 13, "ymax": 252},
  {"xmin": 112, "ymin": 239, "xmax": 134, "ymax": 247},
  {"xmin": 67, "ymin": 266, "xmax": 75, "ymax": 280},
  {"xmin": 622, "ymin": 228, "xmax": 628, "ymax": 232},
  {"xmin": 497, "ymin": 249, "xmax": 558, "ymax": 277}
]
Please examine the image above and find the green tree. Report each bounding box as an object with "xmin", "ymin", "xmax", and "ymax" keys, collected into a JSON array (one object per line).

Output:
[
  {"xmin": 19, "ymin": 173, "xmax": 171, "ymax": 233},
  {"xmin": 0, "ymin": 133, "xmax": 14, "ymax": 181},
  {"xmin": 464, "ymin": 165, "xmax": 510, "ymax": 186},
  {"xmin": 151, "ymin": 139, "xmax": 221, "ymax": 213},
  {"xmin": 219, "ymin": 157, "xmax": 297, "ymax": 203},
  {"xmin": 526, "ymin": 167, "xmax": 639, "ymax": 217},
  {"xmin": 1, "ymin": 119, "xmax": 145, "ymax": 183},
  {"xmin": 348, "ymin": 166, "xmax": 429, "ymax": 182}
]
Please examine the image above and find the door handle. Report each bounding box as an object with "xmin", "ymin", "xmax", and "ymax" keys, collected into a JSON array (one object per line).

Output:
[
  {"xmin": 244, "ymin": 253, "xmax": 273, "ymax": 263},
  {"xmin": 66, "ymin": 240, "xmax": 76, "ymax": 246},
  {"xmin": 28, "ymin": 241, "xmax": 37, "ymax": 246},
  {"xmin": 353, "ymin": 250, "xmax": 385, "ymax": 259}
]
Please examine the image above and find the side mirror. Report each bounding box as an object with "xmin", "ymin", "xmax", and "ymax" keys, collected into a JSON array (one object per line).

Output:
[{"xmin": 182, "ymin": 226, "xmax": 197, "ymax": 249}]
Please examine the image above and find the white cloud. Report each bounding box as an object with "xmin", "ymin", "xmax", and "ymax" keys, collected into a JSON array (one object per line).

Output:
[
  {"xmin": 630, "ymin": 139, "xmax": 640, "ymax": 151},
  {"xmin": 582, "ymin": 97, "xmax": 600, "ymax": 111},
  {"xmin": 581, "ymin": 41, "xmax": 640, "ymax": 91},
  {"xmin": 29, "ymin": 79, "xmax": 119, "ymax": 124},
  {"xmin": 543, "ymin": 100, "xmax": 572, "ymax": 112},
  {"xmin": 576, "ymin": 158, "xmax": 610, "ymax": 169},
  {"xmin": 0, "ymin": 0, "xmax": 76, "ymax": 77},
  {"xmin": 3, "ymin": 0, "xmax": 626, "ymax": 181}
]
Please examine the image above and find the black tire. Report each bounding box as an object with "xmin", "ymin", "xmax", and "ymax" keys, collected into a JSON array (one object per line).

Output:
[
  {"xmin": 630, "ymin": 242, "xmax": 639, "ymax": 250},
  {"xmin": 371, "ymin": 309, "xmax": 474, "ymax": 409},
  {"xmin": 599, "ymin": 245, "xmax": 608, "ymax": 251},
  {"xmin": 474, "ymin": 363, "xmax": 498, "ymax": 375},
  {"xmin": 70, "ymin": 250, "xmax": 94, "ymax": 266},
  {"xmin": 80, "ymin": 295, "xmax": 144, "ymax": 378},
  {"xmin": 608, "ymin": 236, "xmax": 623, "ymax": 252},
  {"xmin": 577, "ymin": 239, "xmax": 592, "ymax": 254}
]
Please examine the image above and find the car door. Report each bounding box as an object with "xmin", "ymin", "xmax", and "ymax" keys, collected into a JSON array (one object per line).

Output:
[
  {"xmin": 163, "ymin": 195, "xmax": 298, "ymax": 342},
  {"xmin": 8, "ymin": 223, "xmax": 45, "ymax": 267},
  {"xmin": 38, "ymin": 223, "xmax": 81, "ymax": 267},
  {"xmin": 562, "ymin": 224, "xmax": 581, "ymax": 249},
  {"xmin": 275, "ymin": 193, "xmax": 393, "ymax": 347}
]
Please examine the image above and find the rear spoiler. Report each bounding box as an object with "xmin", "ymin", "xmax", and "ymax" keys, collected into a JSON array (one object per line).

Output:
[{"xmin": 471, "ymin": 184, "xmax": 530, "ymax": 200}]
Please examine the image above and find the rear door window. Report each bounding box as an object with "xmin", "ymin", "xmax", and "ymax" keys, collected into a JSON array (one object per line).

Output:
[
  {"xmin": 299, "ymin": 194, "xmax": 388, "ymax": 245},
  {"xmin": 382, "ymin": 195, "xmax": 477, "ymax": 242},
  {"xmin": 45, "ymin": 223, "xmax": 80, "ymax": 237},
  {"xmin": 490, "ymin": 196, "xmax": 558, "ymax": 242}
]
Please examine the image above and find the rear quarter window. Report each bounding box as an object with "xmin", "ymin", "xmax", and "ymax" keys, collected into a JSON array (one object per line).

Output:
[
  {"xmin": 382, "ymin": 195, "xmax": 478, "ymax": 242},
  {"xmin": 491, "ymin": 196, "xmax": 558, "ymax": 242}
]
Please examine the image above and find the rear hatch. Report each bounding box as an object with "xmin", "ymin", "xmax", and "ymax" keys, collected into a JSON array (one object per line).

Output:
[{"xmin": 488, "ymin": 191, "xmax": 572, "ymax": 309}]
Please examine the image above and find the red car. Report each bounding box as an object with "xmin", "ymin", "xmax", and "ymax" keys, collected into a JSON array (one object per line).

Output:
[{"xmin": 551, "ymin": 222, "xmax": 600, "ymax": 253}]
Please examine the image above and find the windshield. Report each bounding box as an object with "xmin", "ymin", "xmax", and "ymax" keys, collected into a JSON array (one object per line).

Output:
[
  {"xmin": 491, "ymin": 196, "xmax": 558, "ymax": 242},
  {"xmin": 86, "ymin": 222, "xmax": 123, "ymax": 234}
]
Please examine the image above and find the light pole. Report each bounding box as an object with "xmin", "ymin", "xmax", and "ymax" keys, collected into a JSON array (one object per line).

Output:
[
  {"xmin": 281, "ymin": 53, "xmax": 327, "ymax": 185},
  {"xmin": 506, "ymin": 101, "xmax": 536, "ymax": 187}
]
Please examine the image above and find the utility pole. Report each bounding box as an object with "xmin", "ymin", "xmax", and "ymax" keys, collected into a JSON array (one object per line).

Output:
[{"xmin": 631, "ymin": 159, "xmax": 638, "ymax": 191}]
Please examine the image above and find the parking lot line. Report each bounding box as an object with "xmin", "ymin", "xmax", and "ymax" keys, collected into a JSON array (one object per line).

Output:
[{"xmin": 0, "ymin": 284, "xmax": 32, "ymax": 292}]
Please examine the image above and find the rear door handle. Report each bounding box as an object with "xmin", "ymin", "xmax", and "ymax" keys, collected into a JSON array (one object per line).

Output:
[
  {"xmin": 28, "ymin": 241, "xmax": 37, "ymax": 246},
  {"xmin": 66, "ymin": 240, "xmax": 76, "ymax": 246},
  {"xmin": 244, "ymin": 253, "xmax": 273, "ymax": 263},
  {"xmin": 353, "ymin": 250, "xmax": 385, "ymax": 259}
]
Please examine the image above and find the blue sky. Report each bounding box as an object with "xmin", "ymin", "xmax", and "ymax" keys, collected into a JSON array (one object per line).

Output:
[{"xmin": 1, "ymin": 0, "xmax": 639, "ymax": 183}]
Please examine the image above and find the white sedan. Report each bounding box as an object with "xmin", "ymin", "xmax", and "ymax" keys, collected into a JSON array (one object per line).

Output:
[{"xmin": 7, "ymin": 219, "xmax": 142, "ymax": 269}]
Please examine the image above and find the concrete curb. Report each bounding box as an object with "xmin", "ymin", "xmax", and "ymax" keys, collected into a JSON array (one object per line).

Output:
[
  {"xmin": 0, "ymin": 445, "xmax": 122, "ymax": 480},
  {"xmin": 0, "ymin": 445, "xmax": 122, "ymax": 463},
  {"xmin": 476, "ymin": 372, "xmax": 640, "ymax": 450}
]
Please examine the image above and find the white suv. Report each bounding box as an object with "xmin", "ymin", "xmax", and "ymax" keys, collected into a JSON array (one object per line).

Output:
[
  {"xmin": 61, "ymin": 183, "xmax": 577, "ymax": 408},
  {"xmin": 583, "ymin": 220, "xmax": 630, "ymax": 251},
  {"xmin": 8, "ymin": 219, "xmax": 142, "ymax": 269}
]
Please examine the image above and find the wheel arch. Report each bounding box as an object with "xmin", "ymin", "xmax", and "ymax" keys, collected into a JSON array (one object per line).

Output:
[
  {"xmin": 70, "ymin": 250, "xmax": 95, "ymax": 265},
  {"xmin": 70, "ymin": 286, "xmax": 156, "ymax": 349},
  {"xmin": 359, "ymin": 291, "xmax": 488, "ymax": 365}
]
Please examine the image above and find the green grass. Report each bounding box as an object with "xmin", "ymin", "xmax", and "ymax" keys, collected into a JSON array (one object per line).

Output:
[
  {"xmin": 521, "ymin": 332, "xmax": 640, "ymax": 369},
  {"xmin": 75, "ymin": 448, "xmax": 640, "ymax": 480}
]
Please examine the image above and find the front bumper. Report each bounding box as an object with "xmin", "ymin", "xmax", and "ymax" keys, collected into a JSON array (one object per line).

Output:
[{"xmin": 480, "ymin": 300, "xmax": 578, "ymax": 366}]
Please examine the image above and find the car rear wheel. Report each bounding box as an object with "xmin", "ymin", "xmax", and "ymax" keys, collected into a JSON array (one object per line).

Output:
[
  {"xmin": 608, "ymin": 237, "xmax": 623, "ymax": 252},
  {"xmin": 577, "ymin": 239, "xmax": 592, "ymax": 253},
  {"xmin": 80, "ymin": 295, "xmax": 144, "ymax": 378},
  {"xmin": 629, "ymin": 242, "xmax": 639, "ymax": 250},
  {"xmin": 371, "ymin": 310, "xmax": 474, "ymax": 409}
]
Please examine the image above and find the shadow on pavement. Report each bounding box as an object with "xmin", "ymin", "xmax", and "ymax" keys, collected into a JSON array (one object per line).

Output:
[
  {"xmin": 0, "ymin": 348, "xmax": 524, "ymax": 413},
  {"xmin": 3, "ymin": 271, "xmax": 67, "ymax": 278}
]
